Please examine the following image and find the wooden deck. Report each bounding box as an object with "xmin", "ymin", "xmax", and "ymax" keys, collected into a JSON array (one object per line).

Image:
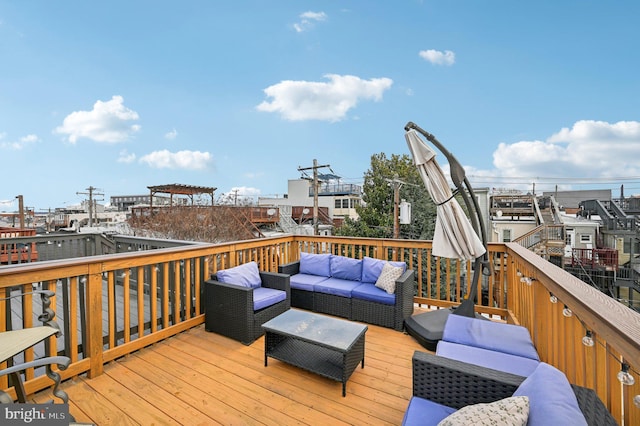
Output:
[{"xmin": 32, "ymin": 317, "xmax": 428, "ymax": 425}]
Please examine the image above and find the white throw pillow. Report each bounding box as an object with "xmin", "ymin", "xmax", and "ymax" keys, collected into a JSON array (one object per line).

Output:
[
  {"xmin": 374, "ymin": 262, "xmax": 404, "ymax": 294},
  {"xmin": 437, "ymin": 396, "xmax": 529, "ymax": 426}
]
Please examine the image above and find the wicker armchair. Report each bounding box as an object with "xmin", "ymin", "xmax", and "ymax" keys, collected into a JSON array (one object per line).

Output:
[
  {"xmin": 406, "ymin": 351, "xmax": 616, "ymax": 426},
  {"xmin": 204, "ymin": 266, "xmax": 290, "ymax": 345}
]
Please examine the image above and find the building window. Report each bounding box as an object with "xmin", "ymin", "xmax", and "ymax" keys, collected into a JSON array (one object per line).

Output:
[
  {"xmin": 502, "ymin": 229, "xmax": 512, "ymax": 243},
  {"xmin": 335, "ymin": 199, "xmax": 342, "ymax": 208},
  {"xmin": 565, "ymin": 228, "xmax": 574, "ymax": 245},
  {"xmin": 580, "ymin": 234, "xmax": 592, "ymax": 244},
  {"xmin": 342, "ymin": 199, "xmax": 349, "ymax": 208}
]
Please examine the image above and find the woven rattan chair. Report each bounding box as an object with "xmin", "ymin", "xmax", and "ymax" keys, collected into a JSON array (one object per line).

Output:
[{"xmin": 204, "ymin": 263, "xmax": 290, "ymax": 345}]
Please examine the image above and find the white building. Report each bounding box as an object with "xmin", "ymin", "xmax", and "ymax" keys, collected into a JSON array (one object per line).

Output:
[{"xmin": 258, "ymin": 178, "xmax": 363, "ymax": 235}]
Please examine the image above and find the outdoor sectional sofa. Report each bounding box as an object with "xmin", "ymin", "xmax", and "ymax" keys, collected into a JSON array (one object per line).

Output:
[
  {"xmin": 402, "ymin": 351, "xmax": 616, "ymax": 426},
  {"xmin": 403, "ymin": 313, "xmax": 616, "ymax": 425},
  {"xmin": 278, "ymin": 252, "xmax": 415, "ymax": 331}
]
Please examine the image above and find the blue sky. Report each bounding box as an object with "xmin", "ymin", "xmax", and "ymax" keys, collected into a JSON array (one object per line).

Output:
[{"xmin": 1, "ymin": 1, "xmax": 639, "ymax": 211}]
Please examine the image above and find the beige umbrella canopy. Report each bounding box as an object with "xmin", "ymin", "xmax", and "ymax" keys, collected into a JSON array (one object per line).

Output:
[{"xmin": 405, "ymin": 129, "xmax": 485, "ymax": 261}]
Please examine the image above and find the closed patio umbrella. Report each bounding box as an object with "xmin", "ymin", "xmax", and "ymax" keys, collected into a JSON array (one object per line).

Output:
[
  {"xmin": 403, "ymin": 122, "xmax": 490, "ymax": 351},
  {"xmin": 405, "ymin": 129, "xmax": 485, "ymax": 261}
]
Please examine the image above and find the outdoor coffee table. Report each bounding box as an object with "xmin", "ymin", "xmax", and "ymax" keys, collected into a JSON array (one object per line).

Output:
[{"xmin": 262, "ymin": 309, "xmax": 368, "ymax": 397}]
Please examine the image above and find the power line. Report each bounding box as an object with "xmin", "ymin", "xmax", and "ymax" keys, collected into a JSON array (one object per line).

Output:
[{"xmin": 468, "ymin": 175, "xmax": 640, "ymax": 183}]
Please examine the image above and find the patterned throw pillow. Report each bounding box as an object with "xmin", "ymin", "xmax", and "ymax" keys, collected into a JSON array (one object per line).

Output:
[
  {"xmin": 437, "ymin": 396, "xmax": 529, "ymax": 426},
  {"xmin": 374, "ymin": 263, "xmax": 404, "ymax": 294}
]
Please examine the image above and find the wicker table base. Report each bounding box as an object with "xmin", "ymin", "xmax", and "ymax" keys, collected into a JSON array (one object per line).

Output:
[{"xmin": 263, "ymin": 310, "xmax": 367, "ymax": 397}]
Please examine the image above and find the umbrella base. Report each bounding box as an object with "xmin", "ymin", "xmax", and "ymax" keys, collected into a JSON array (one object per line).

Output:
[{"xmin": 404, "ymin": 307, "xmax": 486, "ymax": 351}]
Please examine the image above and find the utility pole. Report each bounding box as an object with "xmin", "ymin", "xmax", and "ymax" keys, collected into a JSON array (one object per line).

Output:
[
  {"xmin": 77, "ymin": 186, "xmax": 104, "ymax": 227},
  {"xmin": 298, "ymin": 159, "xmax": 330, "ymax": 236},
  {"xmin": 232, "ymin": 188, "xmax": 239, "ymax": 206},
  {"xmin": 15, "ymin": 195, "xmax": 24, "ymax": 229},
  {"xmin": 385, "ymin": 175, "xmax": 405, "ymax": 239}
]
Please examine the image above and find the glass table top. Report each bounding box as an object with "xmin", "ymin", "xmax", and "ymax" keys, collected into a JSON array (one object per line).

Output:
[{"xmin": 262, "ymin": 309, "xmax": 367, "ymax": 351}]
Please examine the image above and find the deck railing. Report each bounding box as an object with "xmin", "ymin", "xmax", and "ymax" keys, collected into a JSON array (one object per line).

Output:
[{"xmin": 1, "ymin": 234, "xmax": 639, "ymax": 424}]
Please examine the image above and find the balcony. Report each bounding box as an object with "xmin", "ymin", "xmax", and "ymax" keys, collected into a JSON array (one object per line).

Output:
[
  {"xmin": 309, "ymin": 183, "xmax": 363, "ymax": 197},
  {"xmin": 1, "ymin": 234, "xmax": 639, "ymax": 424}
]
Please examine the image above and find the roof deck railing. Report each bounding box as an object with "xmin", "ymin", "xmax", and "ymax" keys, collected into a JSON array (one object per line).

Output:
[{"xmin": 1, "ymin": 235, "xmax": 639, "ymax": 424}]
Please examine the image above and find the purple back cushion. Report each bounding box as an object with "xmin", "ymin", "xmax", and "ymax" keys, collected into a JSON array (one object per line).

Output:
[
  {"xmin": 330, "ymin": 256, "xmax": 363, "ymax": 281},
  {"xmin": 216, "ymin": 261, "xmax": 261, "ymax": 288},
  {"xmin": 361, "ymin": 256, "xmax": 406, "ymax": 283},
  {"xmin": 299, "ymin": 252, "xmax": 332, "ymax": 277}
]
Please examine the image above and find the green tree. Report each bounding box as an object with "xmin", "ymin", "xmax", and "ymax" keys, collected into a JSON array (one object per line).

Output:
[{"xmin": 336, "ymin": 152, "xmax": 437, "ymax": 240}]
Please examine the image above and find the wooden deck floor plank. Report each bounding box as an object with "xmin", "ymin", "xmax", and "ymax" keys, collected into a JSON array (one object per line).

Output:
[
  {"xmin": 30, "ymin": 386, "xmax": 95, "ymax": 425},
  {"xmin": 103, "ymin": 356, "xmax": 218, "ymax": 426},
  {"xmin": 131, "ymin": 343, "xmax": 300, "ymax": 426},
  {"xmin": 81, "ymin": 362, "xmax": 180, "ymax": 425},
  {"xmin": 169, "ymin": 330, "xmax": 393, "ymax": 424},
  {"xmin": 171, "ymin": 328, "xmax": 401, "ymax": 424},
  {"xmin": 60, "ymin": 378, "xmax": 138, "ymax": 425},
  {"xmin": 146, "ymin": 338, "xmax": 344, "ymax": 426},
  {"xmin": 121, "ymin": 350, "xmax": 259, "ymax": 425}
]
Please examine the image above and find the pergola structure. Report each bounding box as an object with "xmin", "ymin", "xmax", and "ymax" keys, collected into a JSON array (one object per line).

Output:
[{"xmin": 147, "ymin": 183, "xmax": 217, "ymax": 208}]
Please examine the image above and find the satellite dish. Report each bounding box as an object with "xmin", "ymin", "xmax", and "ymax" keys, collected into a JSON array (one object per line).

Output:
[
  {"xmin": 266, "ymin": 208, "xmax": 276, "ymax": 216},
  {"xmin": 302, "ymin": 208, "xmax": 310, "ymax": 215}
]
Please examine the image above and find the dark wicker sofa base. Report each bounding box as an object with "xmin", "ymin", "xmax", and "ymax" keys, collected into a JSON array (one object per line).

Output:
[
  {"xmin": 279, "ymin": 261, "xmax": 414, "ymax": 331},
  {"xmin": 410, "ymin": 351, "xmax": 617, "ymax": 426}
]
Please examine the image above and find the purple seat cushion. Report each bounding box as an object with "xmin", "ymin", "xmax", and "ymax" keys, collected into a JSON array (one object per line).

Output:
[
  {"xmin": 402, "ymin": 396, "xmax": 455, "ymax": 426},
  {"xmin": 299, "ymin": 252, "xmax": 332, "ymax": 277},
  {"xmin": 351, "ymin": 283, "xmax": 395, "ymax": 305},
  {"xmin": 442, "ymin": 314, "xmax": 539, "ymax": 361},
  {"xmin": 361, "ymin": 256, "xmax": 406, "ymax": 283},
  {"xmin": 513, "ymin": 362, "xmax": 586, "ymax": 426},
  {"xmin": 313, "ymin": 277, "xmax": 361, "ymax": 298},
  {"xmin": 216, "ymin": 261, "xmax": 262, "ymax": 289},
  {"xmin": 436, "ymin": 341, "xmax": 540, "ymax": 377},
  {"xmin": 289, "ymin": 273, "xmax": 329, "ymax": 291},
  {"xmin": 330, "ymin": 255, "xmax": 362, "ymax": 281},
  {"xmin": 252, "ymin": 287, "xmax": 287, "ymax": 311}
]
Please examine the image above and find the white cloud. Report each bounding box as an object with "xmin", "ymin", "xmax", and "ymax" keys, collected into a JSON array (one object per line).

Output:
[
  {"xmin": 256, "ymin": 74, "xmax": 393, "ymax": 122},
  {"xmin": 419, "ymin": 49, "xmax": 456, "ymax": 66},
  {"xmin": 234, "ymin": 186, "xmax": 261, "ymax": 197},
  {"xmin": 54, "ymin": 95, "xmax": 141, "ymax": 144},
  {"xmin": 467, "ymin": 120, "xmax": 640, "ymax": 192},
  {"xmin": 117, "ymin": 149, "xmax": 136, "ymax": 164},
  {"xmin": 139, "ymin": 149, "xmax": 212, "ymax": 170},
  {"xmin": 0, "ymin": 133, "xmax": 39, "ymax": 150},
  {"xmin": 217, "ymin": 186, "xmax": 261, "ymax": 205},
  {"xmin": 165, "ymin": 128, "xmax": 178, "ymax": 140},
  {"xmin": 293, "ymin": 11, "xmax": 327, "ymax": 32}
]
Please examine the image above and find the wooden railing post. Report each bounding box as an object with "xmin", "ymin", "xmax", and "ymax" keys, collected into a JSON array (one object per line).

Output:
[{"xmin": 86, "ymin": 263, "xmax": 104, "ymax": 378}]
